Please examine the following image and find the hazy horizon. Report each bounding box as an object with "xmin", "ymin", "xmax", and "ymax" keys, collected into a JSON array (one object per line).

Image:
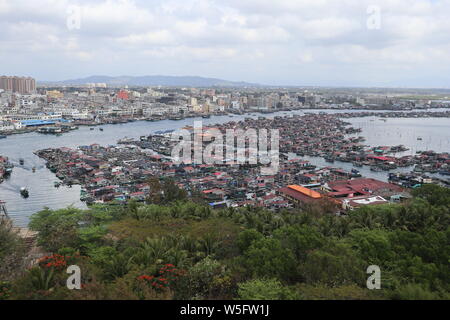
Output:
[{"xmin": 33, "ymin": 74, "xmax": 450, "ymax": 90}]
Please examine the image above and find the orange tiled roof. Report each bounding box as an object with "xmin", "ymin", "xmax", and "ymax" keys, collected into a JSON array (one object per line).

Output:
[{"xmin": 288, "ymin": 185, "xmax": 322, "ymax": 199}]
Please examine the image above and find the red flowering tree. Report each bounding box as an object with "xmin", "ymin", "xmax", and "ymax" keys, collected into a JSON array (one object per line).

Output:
[
  {"xmin": 137, "ymin": 264, "xmax": 186, "ymax": 293},
  {"xmin": 26, "ymin": 254, "xmax": 83, "ymax": 293},
  {"xmin": 38, "ymin": 254, "xmax": 68, "ymax": 270}
]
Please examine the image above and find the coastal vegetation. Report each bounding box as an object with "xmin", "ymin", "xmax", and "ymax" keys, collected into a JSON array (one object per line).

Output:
[{"xmin": 1, "ymin": 184, "xmax": 449, "ymax": 300}]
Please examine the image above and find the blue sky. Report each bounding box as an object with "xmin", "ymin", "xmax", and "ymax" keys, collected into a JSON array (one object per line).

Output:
[{"xmin": 1, "ymin": 0, "xmax": 450, "ymax": 87}]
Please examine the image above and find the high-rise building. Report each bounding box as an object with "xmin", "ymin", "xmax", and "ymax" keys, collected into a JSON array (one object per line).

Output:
[{"xmin": 0, "ymin": 76, "xmax": 36, "ymax": 94}]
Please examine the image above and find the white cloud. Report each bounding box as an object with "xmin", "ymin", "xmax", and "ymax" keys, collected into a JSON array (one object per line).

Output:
[{"xmin": 0, "ymin": 0, "xmax": 449, "ymax": 86}]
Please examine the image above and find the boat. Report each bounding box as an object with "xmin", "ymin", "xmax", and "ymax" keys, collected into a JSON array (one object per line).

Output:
[
  {"xmin": 202, "ymin": 114, "xmax": 211, "ymax": 119},
  {"xmin": 351, "ymin": 169, "xmax": 362, "ymax": 177},
  {"xmin": 90, "ymin": 128, "xmax": 95, "ymax": 131},
  {"xmin": 20, "ymin": 187, "xmax": 29, "ymax": 198},
  {"xmin": 19, "ymin": 159, "xmax": 24, "ymax": 165},
  {"xmin": 32, "ymin": 167, "xmax": 36, "ymax": 173},
  {"xmin": 54, "ymin": 182, "xmax": 61, "ymax": 188},
  {"xmin": 37, "ymin": 127, "xmax": 63, "ymax": 134},
  {"xmin": 154, "ymin": 130, "xmax": 175, "ymax": 135},
  {"xmin": 417, "ymin": 137, "xmax": 423, "ymax": 141},
  {"xmin": 99, "ymin": 128, "xmax": 104, "ymax": 131},
  {"xmin": 0, "ymin": 135, "xmax": 7, "ymax": 139},
  {"xmin": 370, "ymin": 166, "xmax": 383, "ymax": 172},
  {"xmin": 118, "ymin": 137, "xmax": 134, "ymax": 144},
  {"xmin": 303, "ymin": 165, "xmax": 317, "ymax": 170}
]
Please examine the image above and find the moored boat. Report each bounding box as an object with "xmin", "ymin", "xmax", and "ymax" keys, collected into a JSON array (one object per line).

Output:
[{"xmin": 20, "ymin": 187, "xmax": 29, "ymax": 198}]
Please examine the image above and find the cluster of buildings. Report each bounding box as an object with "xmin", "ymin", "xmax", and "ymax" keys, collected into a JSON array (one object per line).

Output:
[
  {"xmin": 279, "ymin": 179, "xmax": 406, "ymax": 211},
  {"xmin": 35, "ymin": 113, "xmax": 421, "ymax": 213},
  {"xmin": 35, "ymin": 141, "xmax": 409, "ymax": 213},
  {"xmin": 2, "ymin": 82, "xmax": 449, "ymax": 135},
  {"xmin": 0, "ymin": 86, "xmax": 308, "ymax": 133},
  {"xmin": 0, "ymin": 76, "xmax": 36, "ymax": 94}
]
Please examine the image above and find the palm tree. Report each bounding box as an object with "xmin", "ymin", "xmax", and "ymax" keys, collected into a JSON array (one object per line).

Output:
[
  {"xmin": 104, "ymin": 253, "xmax": 135, "ymax": 279},
  {"xmin": 166, "ymin": 248, "xmax": 189, "ymax": 268},
  {"xmin": 198, "ymin": 233, "xmax": 219, "ymax": 257},
  {"xmin": 137, "ymin": 237, "xmax": 169, "ymax": 265}
]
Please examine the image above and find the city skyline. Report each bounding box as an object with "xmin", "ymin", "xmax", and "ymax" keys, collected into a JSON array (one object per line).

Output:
[{"xmin": 1, "ymin": 0, "xmax": 450, "ymax": 88}]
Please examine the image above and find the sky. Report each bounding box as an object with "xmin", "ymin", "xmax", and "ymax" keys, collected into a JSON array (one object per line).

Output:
[{"xmin": 1, "ymin": 0, "xmax": 450, "ymax": 87}]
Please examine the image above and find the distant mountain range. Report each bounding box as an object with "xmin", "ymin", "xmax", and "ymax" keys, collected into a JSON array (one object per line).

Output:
[{"xmin": 39, "ymin": 75, "xmax": 261, "ymax": 87}]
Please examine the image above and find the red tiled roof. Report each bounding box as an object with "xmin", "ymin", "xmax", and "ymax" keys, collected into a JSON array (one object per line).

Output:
[{"xmin": 328, "ymin": 178, "xmax": 403, "ymax": 193}]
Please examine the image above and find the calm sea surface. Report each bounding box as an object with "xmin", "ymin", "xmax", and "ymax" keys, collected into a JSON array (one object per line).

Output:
[{"xmin": 1, "ymin": 109, "xmax": 449, "ymax": 227}]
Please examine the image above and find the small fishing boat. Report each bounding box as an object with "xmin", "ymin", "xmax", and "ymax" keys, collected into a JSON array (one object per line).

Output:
[
  {"xmin": 20, "ymin": 187, "xmax": 29, "ymax": 198},
  {"xmin": 0, "ymin": 135, "xmax": 7, "ymax": 139},
  {"xmin": 351, "ymin": 169, "xmax": 362, "ymax": 177},
  {"xmin": 32, "ymin": 167, "xmax": 36, "ymax": 173},
  {"xmin": 19, "ymin": 159, "xmax": 24, "ymax": 165},
  {"xmin": 370, "ymin": 166, "xmax": 383, "ymax": 172}
]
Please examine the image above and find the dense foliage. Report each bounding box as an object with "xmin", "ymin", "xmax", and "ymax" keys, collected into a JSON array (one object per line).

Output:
[
  {"xmin": 0, "ymin": 221, "xmax": 26, "ymax": 282},
  {"xmin": 2, "ymin": 184, "xmax": 450, "ymax": 300}
]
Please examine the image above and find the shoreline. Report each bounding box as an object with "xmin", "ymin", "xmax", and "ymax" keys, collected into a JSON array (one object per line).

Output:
[
  {"xmin": 1, "ymin": 108, "xmax": 450, "ymax": 138},
  {"xmin": 1, "ymin": 110, "xmax": 449, "ymax": 227},
  {"xmin": 32, "ymin": 113, "xmax": 449, "ymax": 207}
]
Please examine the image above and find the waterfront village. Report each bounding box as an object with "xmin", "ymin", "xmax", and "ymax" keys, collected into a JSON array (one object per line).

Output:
[
  {"xmin": 1, "ymin": 83, "xmax": 450, "ymax": 213},
  {"xmin": 27, "ymin": 113, "xmax": 449, "ymax": 214}
]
